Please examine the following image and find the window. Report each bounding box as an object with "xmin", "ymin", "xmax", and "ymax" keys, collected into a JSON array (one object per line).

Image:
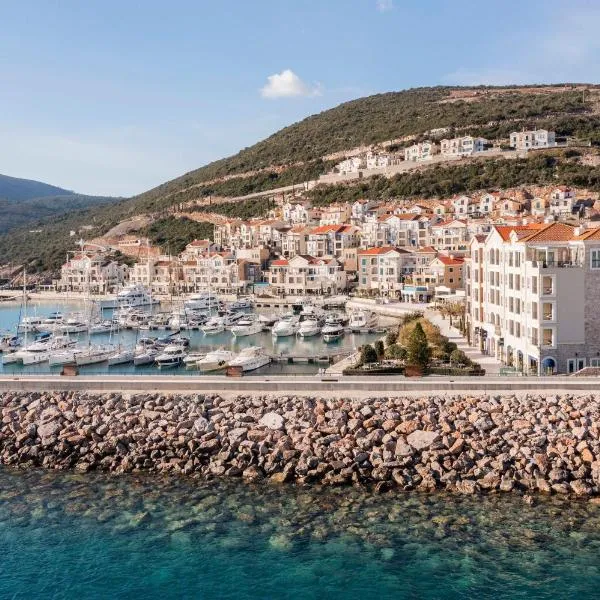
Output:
[{"xmin": 591, "ymin": 249, "xmax": 600, "ymax": 270}]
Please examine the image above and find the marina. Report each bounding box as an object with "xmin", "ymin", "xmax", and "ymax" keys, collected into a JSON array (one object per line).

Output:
[{"xmin": 0, "ymin": 294, "xmax": 385, "ymax": 376}]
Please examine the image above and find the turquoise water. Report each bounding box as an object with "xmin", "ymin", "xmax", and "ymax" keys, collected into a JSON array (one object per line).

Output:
[
  {"xmin": 0, "ymin": 302, "xmax": 380, "ymax": 376},
  {"xmin": 1, "ymin": 469, "xmax": 600, "ymax": 599}
]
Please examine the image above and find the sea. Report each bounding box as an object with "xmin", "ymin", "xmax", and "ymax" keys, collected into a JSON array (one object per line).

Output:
[
  {"xmin": 1, "ymin": 468, "xmax": 600, "ymax": 599},
  {"xmin": 0, "ymin": 301, "xmax": 381, "ymax": 376}
]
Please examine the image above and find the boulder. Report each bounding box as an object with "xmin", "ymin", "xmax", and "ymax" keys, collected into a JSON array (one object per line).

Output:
[
  {"xmin": 259, "ymin": 412, "xmax": 284, "ymax": 430},
  {"xmin": 406, "ymin": 430, "xmax": 439, "ymax": 451}
]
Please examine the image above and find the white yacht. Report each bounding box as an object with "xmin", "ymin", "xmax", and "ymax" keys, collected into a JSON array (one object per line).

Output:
[
  {"xmin": 348, "ymin": 310, "xmax": 378, "ymax": 329},
  {"xmin": 89, "ymin": 319, "xmax": 118, "ymax": 335},
  {"xmin": 48, "ymin": 346, "xmax": 87, "ymax": 366},
  {"xmin": 230, "ymin": 315, "xmax": 263, "ymax": 337},
  {"xmin": 196, "ymin": 349, "xmax": 236, "ymax": 372},
  {"xmin": 222, "ymin": 312, "xmax": 245, "ymax": 327},
  {"xmin": 107, "ymin": 347, "xmax": 135, "ymax": 366},
  {"xmin": 0, "ymin": 334, "xmax": 22, "ymax": 352},
  {"xmin": 297, "ymin": 318, "xmax": 321, "ymax": 338},
  {"xmin": 322, "ymin": 322, "xmax": 345, "ymax": 343},
  {"xmin": 228, "ymin": 298, "xmax": 253, "ymax": 311},
  {"xmin": 12, "ymin": 334, "xmax": 76, "ymax": 365},
  {"xmin": 18, "ymin": 316, "xmax": 43, "ymax": 333},
  {"xmin": 271, "ymin": 314, "xmax": 300, "ymax": 338},
  {"xmin": 155, "ymin": 344, "xmax": 187, "ymax": 368},
  {"xmin": 100, "ymin": 285, "xmax": 159, "ymax": 309},
  {"xmin": 228, "ymin": 346, "xmax": 271, "ymax": 372},
  {"xmin": 183, "ymin": 352, "xmax": 207, "ymax": 368},
  {"xmin": 75, "ymin": 345, "xmax": 116, "ymax": 366},
  {"xmin": 184, "ymin": 292, "xmax": 219, "ymax": 311},
  {"xmin": 133, "ymin": 345, "xmax": 160, "ymax": 366},
  {"xmin": 201, "ymin": 316, "xmax": 225, "ymax": 335}
]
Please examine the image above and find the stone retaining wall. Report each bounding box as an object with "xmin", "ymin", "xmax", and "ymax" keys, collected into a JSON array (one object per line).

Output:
[{"xmin": 1, "ymin": 391, "xmax": 599, "ymax": 496}]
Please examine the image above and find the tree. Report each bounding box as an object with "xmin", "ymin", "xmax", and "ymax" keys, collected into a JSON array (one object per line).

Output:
[
  {"xmin": 385, "ymin": 344, "xmax": 407, "ymax": 360},
  {"xmin": 385, "ymin": 330, "xmax": 398, "ymax": 346},
  {"xmin": 374, "ymin": 340, "xmax": 385, "ymax": 358},
  {"xmin": 407, "ymin": 322, "xmax": 431, "ymax": 370},
  {"xmin": 361, "ymin": 344, "xmax": 379, "ymax": 364}
]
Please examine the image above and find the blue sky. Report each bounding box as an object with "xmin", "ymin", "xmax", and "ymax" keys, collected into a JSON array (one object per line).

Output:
[{"xmin": 1, "ymin": 0, "xmax": 599, "ymax": 197}]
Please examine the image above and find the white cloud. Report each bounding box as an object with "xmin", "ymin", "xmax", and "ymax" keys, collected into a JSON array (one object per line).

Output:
[
  {"xmin": 260, "ymin": 69, "xmax": 321, "ymax": 99},
  {"xmin": 376, "ymin": 0, "xmax": 393, "ymax": 12}
]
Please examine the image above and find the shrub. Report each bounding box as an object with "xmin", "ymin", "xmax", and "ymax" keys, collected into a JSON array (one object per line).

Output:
[
  {"xmin": 450, "ymin": 349, "xmax": 468, "ymax": 366},
  {"xmin": 361, "ymin": 344, "xmax": 378, "ymax": 364},
  {"xmin": 385, "ymin": 344, "xmax": 407, "ymax": 360},
  {"xmin": 385, "ymin": 330, "xmax": 398, "ymax": 346},
  {"xmin": 407, "ymin": 322, "xmax": 431, "ymax": 370}
]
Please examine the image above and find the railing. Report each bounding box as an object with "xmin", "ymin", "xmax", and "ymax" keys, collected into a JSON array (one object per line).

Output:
[{"xmin": 533, "ymin": 260, "xmax": 583, "ymax": 269}]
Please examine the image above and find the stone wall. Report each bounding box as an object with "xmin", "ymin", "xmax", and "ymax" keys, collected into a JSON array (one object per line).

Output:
[{"xmin": 1, "ymin": 391, "xmax": 600, "ymax": 496}]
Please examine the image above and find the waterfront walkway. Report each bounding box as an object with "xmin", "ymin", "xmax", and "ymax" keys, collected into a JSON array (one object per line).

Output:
[{"xmin": 0, "ymin": 374, "xmax": 598, "ymax": 396}]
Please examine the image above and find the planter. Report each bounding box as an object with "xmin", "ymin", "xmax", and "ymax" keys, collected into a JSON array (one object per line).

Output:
[{"xmin": 404, "ymin": 364, "xmax": 424, "ymax": 377}]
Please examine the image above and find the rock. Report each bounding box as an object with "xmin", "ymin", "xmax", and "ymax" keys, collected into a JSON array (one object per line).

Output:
[
  {"xmin": 570, "ymin": 479, "xmax": 593, "ymax": 496},
  {"xmin": 37, "ymin": 421, "xmax": 61, "ymax": 440},
  {"xmin": 406, "ymin": 430, "xmax": 439, "ymax": 451},
  {"xmin": 259, "ymin": 412, "xmax": 284, "ymax": 430},
  {"xmin": 394, "ymin": 437, "xmax": 413, "ymax": 457},
  {"xmin": 455, "ymin": 479, "xmax": 478, "ymax": 495}
]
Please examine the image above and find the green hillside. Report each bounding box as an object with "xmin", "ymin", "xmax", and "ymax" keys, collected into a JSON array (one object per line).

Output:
[
  {"xmin": 2, "ymin": 84, "xmax": 600, "ymax": 273},
  {"xmin": 0, "ymin": 173, "xmax": 74, "ymax": 201}
]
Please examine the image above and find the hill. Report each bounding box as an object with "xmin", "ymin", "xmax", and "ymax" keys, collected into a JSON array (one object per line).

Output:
[
  {"xmin": 2, "ymin": 84, "xmax": 600, "ymax": 273},
  {"xmin": 0, "ymin": 173, "xmax": 75, "ymax": 201}
]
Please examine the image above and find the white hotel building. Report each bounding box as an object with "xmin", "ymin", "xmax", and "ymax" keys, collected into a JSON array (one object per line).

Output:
[{"xmin": 466, "ymin": 222, "xmax": 600, "ymax": 375}]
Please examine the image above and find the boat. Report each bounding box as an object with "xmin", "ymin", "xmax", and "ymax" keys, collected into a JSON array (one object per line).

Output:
[
  {"xmin": 184, "ymin": 292, "xmax": 219, "ymax": 311},
  {"xmin": 230, "ymin": 315, "xmax": 263, "ymax": 337},
  {"xmin": 228, "ymin": 346, "xmax": 271, "ymax": 372},
  {"xmin": 322, "ymin": 322, "xmax": 345, "ymax": 343},
  {"xmin": 48, "ymin": 346, "xmax": 87, "ymax": 366},
  {"xmin": 133, "ymin": 345, "xmax": 160, "ymax": 366},
  {"xmin": 196, "ymin": 349, "xmax": 236, "ymax": 372},
  {"xmin": 271, "ymin": 314, "xmax": 300, "ymax": 338},
  {"xmin": 258, "ymin": 314, "xmax": 278, "ymax": 328},
  {"xmin": 18, "ymin": 316, "xmax": 43, "ymax": 333},
  {"xmin": 39, "ymin": 311, "xmax": 64, "ymax": 330},
  {"xmin": 100, "ymin": 284, "xmax": 159, "ymax": 309},
  {"xmin": 0, "ymin": 334, "xmax": 22, "ymax": 352},
  {"xmin": 228, "ymin": 297, "xmax": 254, "ymax": 311},
  {"xmin": 12, "ymin": 334, "xmax": 77, "ymax": 365},
  {"xmin": 155, "ymin": 344, "xmax": 187, "ymax": 368},
  {"xmin": 75, "ymin": 345, "xmax": 116, "ymax": 366},
  {"xmin": 56, "ymin": 316, "xmax": 89, "ymax": 334},
  {"xmin": 89, "ymin": 319, "xmax": 119, "ymax": 335},
  {"xmin": 297, "ymin": 318, "xmax": 321, "ymax": 338},
  {"xmin": 348, "ymin": 310, "xmax": 378, "ymax": 329},
  {"xmin": 220, "ymin": 311, "xmax": 245, "ymax": 326},
  {"xmin": 201, "ymin": 316, "xmax": 225, "ymax": 335},
  {"xmin": 183, "ymin": 352, "xmax": 207, "ymax": 368},
  {"xmin": 107, "ymin": 347, "xmax": 135, "ymax": 366}
]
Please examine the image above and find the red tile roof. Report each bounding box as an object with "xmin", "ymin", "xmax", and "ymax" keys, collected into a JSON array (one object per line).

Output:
[
  {"xmin": 358, "ymin": 246, "xmax": 405, "ymax": 256},
  {"xmin": 270, "ymin": 259, "xmax": 289, "ymax": 266},
  {"xmin": 436, "ymin": 255, "xmax": 465, "ymax": 266}
]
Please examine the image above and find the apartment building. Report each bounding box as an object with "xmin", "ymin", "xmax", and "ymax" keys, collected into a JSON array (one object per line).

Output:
[
  {"xmin": 440, "ymin": 136, "xmax": 488, "ymax": 156},
  {"xmin": 549, "ymin": 186, "xmax": 575, "ymax": 218},
  {"xmin": 428, "ymin": 255, "xmax": 465, "ymax": 290},
  {"xmin": 357, "ymin": 247, "xmax": 415, "ymax": 296},
  {"xmin": 466, "ymin": 222, "xmax": 600, "ymax": 375},
  {"xmin": 509, "ymin": 129, "xmax": 556, "ymax": 150},
  {"xmin": 336, "ymin": 156, "xmax": 364, "ymax": 174},
  {"xmin": 268, "ymin": 255, "xmax": 347, "ymax": 296},
  {"xmin": 306, "ymin": 225, "xmax": 359, "ymax": 258},
  {"xmin": 404, "ymin": 141, "xmax": 439, "ymax": 162},
  {"xmin": 56, "ymin": 252, "xmax": 128, "ymax": 293},
  {"xmin": 428, "ymin": 219, "xmax": 469, "ymax": 251}
]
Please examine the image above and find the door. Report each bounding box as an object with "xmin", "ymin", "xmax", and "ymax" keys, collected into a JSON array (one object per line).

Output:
[{"xmin": 568, "ymin": 358, "xmax": 586, "ymax": 373}]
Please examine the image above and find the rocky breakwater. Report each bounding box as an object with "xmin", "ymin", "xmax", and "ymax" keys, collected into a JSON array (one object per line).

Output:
[{"xmin": 2, "ymin": 391, "xmax": 600, "ymax": 496}]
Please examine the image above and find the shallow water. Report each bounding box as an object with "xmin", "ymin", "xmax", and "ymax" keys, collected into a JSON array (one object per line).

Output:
[
  {"xmin": 1, "ymin": 469, "xmax": 600, "ymax": 599},
  {"xmin": 0, "ymin": 302, "xmax": 380, "ymax": 376}
]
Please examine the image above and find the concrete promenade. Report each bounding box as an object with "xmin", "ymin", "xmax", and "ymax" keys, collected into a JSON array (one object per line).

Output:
[{"xmin": 0, "ymin": 374, "xmax": 599, "ymax": 396}]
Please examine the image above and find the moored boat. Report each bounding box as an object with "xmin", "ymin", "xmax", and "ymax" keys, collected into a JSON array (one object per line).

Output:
[
  {"xmin": 196, "ymin": 349, "xmax": 235, "ymax": 372},
  {"xmin": 228, "ymin": 346, "xmax": 271, "ymax": 372}
]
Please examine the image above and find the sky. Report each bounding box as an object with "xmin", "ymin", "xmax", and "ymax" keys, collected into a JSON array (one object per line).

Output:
[{"xmin": 1, "ymin": 0, "xmax": 599, "ymax": 197}]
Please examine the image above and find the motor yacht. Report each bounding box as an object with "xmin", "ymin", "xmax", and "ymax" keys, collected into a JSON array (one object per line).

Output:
[
  {"xmin": 348, "ymin": 310, "xmax": 378, "ymax": 329},
  {"xmin": 184, "ymin": 292, "xmax": 219, "ymax": 311},
  {"xmin": 183, "ymin": 352, "xmax": 207, "ymax": 368},
  {"xmin": 271, "ymin": 314, "xmax": 300, "ymax": 338},
  {"xmin": 196, "ymin": 349, "xmax": 236, "ymax": 372},
  {"xmin": 201, "ymin": 316, "xmax": 225, "ymax": 335},
  {"xmin": 228, "ymin": 346, "xmax": 271, "ymax": 372},
  {"xmin": 297, "ymin": 318, "xmax": 321, "ymax": 338},
  {"xmin": 221, "ymin": 311, "xmax": 245, "ymax": 327},
  {"xmin": 0, "ymin": 334, "xmax": 22, "ymax": 352},
  {"xmin": 12, "ymin": 333, "xmax": 76, "ymax": 365},
  {"xmin": 133, "ymin": 345, "xmax": 160, "ymax": 366},
  {"xmin": 100, "ymin": 285, "xmax": 159, "ymax": 309},
  {"xmin": 228, "ymin": 297, "xmax": 254, "ymax": 311},
  {"xmin": 18, "ymin": 316, "xmax": 43, "ymax": 333},
  {"xmin": 230, "ymin": 315, "xmax": 263, "ymax": 337},
  {"xmin": 89, "ymin": 319, "xmax": 119, "ymax": 335},
  {"xmin": 155, "ymin": 344, "xmax": 187, "ymax": 368},
  {"xmin": 321, "ymin": 322, "xmax": 345, "ymax": 343}
]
